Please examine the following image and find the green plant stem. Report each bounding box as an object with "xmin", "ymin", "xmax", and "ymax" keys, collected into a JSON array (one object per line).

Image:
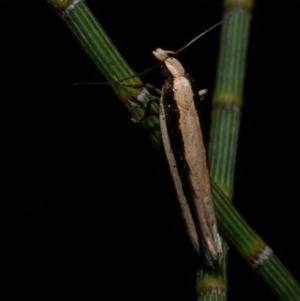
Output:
[
  {"xmin": 46, "ymin": 1, "xmax": 300, "ymax": 300},
  {"xmin": 213, "ymin": 182, "xmax": 300, "ymax": 301},
  {"xmin": 197, "ymin": 1, "xmax": 254, "ymax": 300},
  {"xmin": 47, "ymin": 0, "xmax": 161, "ymax": 150}
]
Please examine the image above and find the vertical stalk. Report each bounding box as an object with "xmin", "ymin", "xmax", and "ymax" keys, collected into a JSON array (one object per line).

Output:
[{"xmin": 196, "ymin": 1, "xmax": 254, "ymax": 300}]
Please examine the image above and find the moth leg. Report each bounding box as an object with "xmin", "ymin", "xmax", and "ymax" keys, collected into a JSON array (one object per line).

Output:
[
  {"xmin": 113, "ymin": 77, "xmax": 162, "ymax": 96},
  {"xmin": 138, "ymin": 84, "xmax": 162, "ymax": 122},
  {"xmin": 138, "ymin": 95, "xmax": 160, "ymax": 123},
  {"xmin": 145, "ymin": 84, "xmax": 162, "ymax": 97},
  {"xmin": 199, "ymin": 89, "xmax": 208, "ymax": 102},
  {"xmin": 118, "ymin": 82, "xmax": 162, "ymax": 98},
  {"xmin": 185, "ymin": 73, "xmax": 207, "ymax": 103},
  {"xmin": 113, "ymin": 78, "xmax": 162, "ymax": 122},
  {"xmin": 137, "ymin": 84, "xmax": 161, "ymax": 122}
]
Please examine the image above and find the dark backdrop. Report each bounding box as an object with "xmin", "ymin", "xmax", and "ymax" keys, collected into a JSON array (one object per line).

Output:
[{"xmin": 3, "ymin": 1, "xmax": 299, "ymax": 300}]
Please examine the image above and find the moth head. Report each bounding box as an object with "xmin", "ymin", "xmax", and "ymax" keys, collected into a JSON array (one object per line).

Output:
[
  {"xmin": 152, "ymin": 48, "xmax": 175, "ymax": 62},
  {"xmin": 153, "ymin": 49, "xmax": 185, "ymax": 78}
]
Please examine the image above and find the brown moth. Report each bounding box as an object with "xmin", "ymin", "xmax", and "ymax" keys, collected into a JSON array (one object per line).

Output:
[
  {"xmin": 153, "ymin": 48, "xmax": 222, "ymax": 266},
  {"xmin": 83, "ymin": 20, "xmax": 228, "ymax": 265}
]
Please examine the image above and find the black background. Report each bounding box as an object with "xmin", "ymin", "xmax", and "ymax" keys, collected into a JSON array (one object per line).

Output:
[{"xmin": 3, "ymin": 0, "xmax": 300, "ymax": 300}]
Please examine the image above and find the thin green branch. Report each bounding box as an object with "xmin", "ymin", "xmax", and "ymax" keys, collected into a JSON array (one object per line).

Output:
[
  {"xmin": 197, "ymin": 2, "xmax": 253, "ymax": 300},
  {"xmin": 213, "ymin": 182, "xmax": 300, "ymax": 301},
  {"xmin": 47, "ymin": 0, "xmax": 161, "ymax": 150}
]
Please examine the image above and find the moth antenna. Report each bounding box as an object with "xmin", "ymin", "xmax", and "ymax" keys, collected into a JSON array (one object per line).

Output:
[
  {"xmin": 176, "ymin": 16, "xmax": 231, "ymax": 54},
  {"xmin": 77, "ymin": 17, "xmax": 230, "ymax": 87},
  {"xmin": 75, "ymin": 62, "xmax": 161, "ymax": 86}
]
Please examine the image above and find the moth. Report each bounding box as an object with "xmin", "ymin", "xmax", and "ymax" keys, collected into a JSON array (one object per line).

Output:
[
  {"xmin": 152, "ymin": 48, "xmax": 222, "ymax": 266},
  {"xmin": 77, "ymin": 20, "xmax": 226, "ymax": 266}
]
